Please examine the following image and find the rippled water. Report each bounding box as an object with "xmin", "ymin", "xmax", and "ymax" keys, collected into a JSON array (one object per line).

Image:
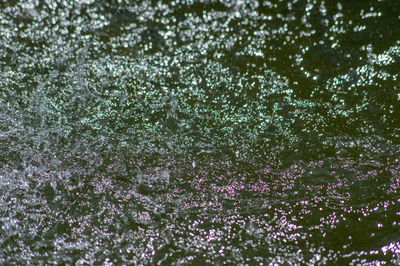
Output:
[{"xmin": 1, "ymin": 0, "xmax": 400, "ymax": 264}]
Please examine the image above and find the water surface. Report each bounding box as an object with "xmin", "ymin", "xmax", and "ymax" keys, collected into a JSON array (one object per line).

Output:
[{"xmin": 1, "ymin": 0, "xmax": 400, "ymax": 264}]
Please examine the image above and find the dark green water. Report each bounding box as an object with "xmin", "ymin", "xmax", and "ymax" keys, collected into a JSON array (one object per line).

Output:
[{"xmin": 1, "ymin": 0, "xmax": 400, "ymax": 264}]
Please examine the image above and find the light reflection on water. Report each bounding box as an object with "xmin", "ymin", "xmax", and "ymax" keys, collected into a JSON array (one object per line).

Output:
[{"xmin": 0, "ymin": 0, "xmax": 400, "ymax": 264}]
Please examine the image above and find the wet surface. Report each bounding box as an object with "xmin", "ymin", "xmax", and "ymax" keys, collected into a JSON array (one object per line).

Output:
[{"xmin": 1, "ymin": 0, "xmax": 400, "ymax": 264}]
